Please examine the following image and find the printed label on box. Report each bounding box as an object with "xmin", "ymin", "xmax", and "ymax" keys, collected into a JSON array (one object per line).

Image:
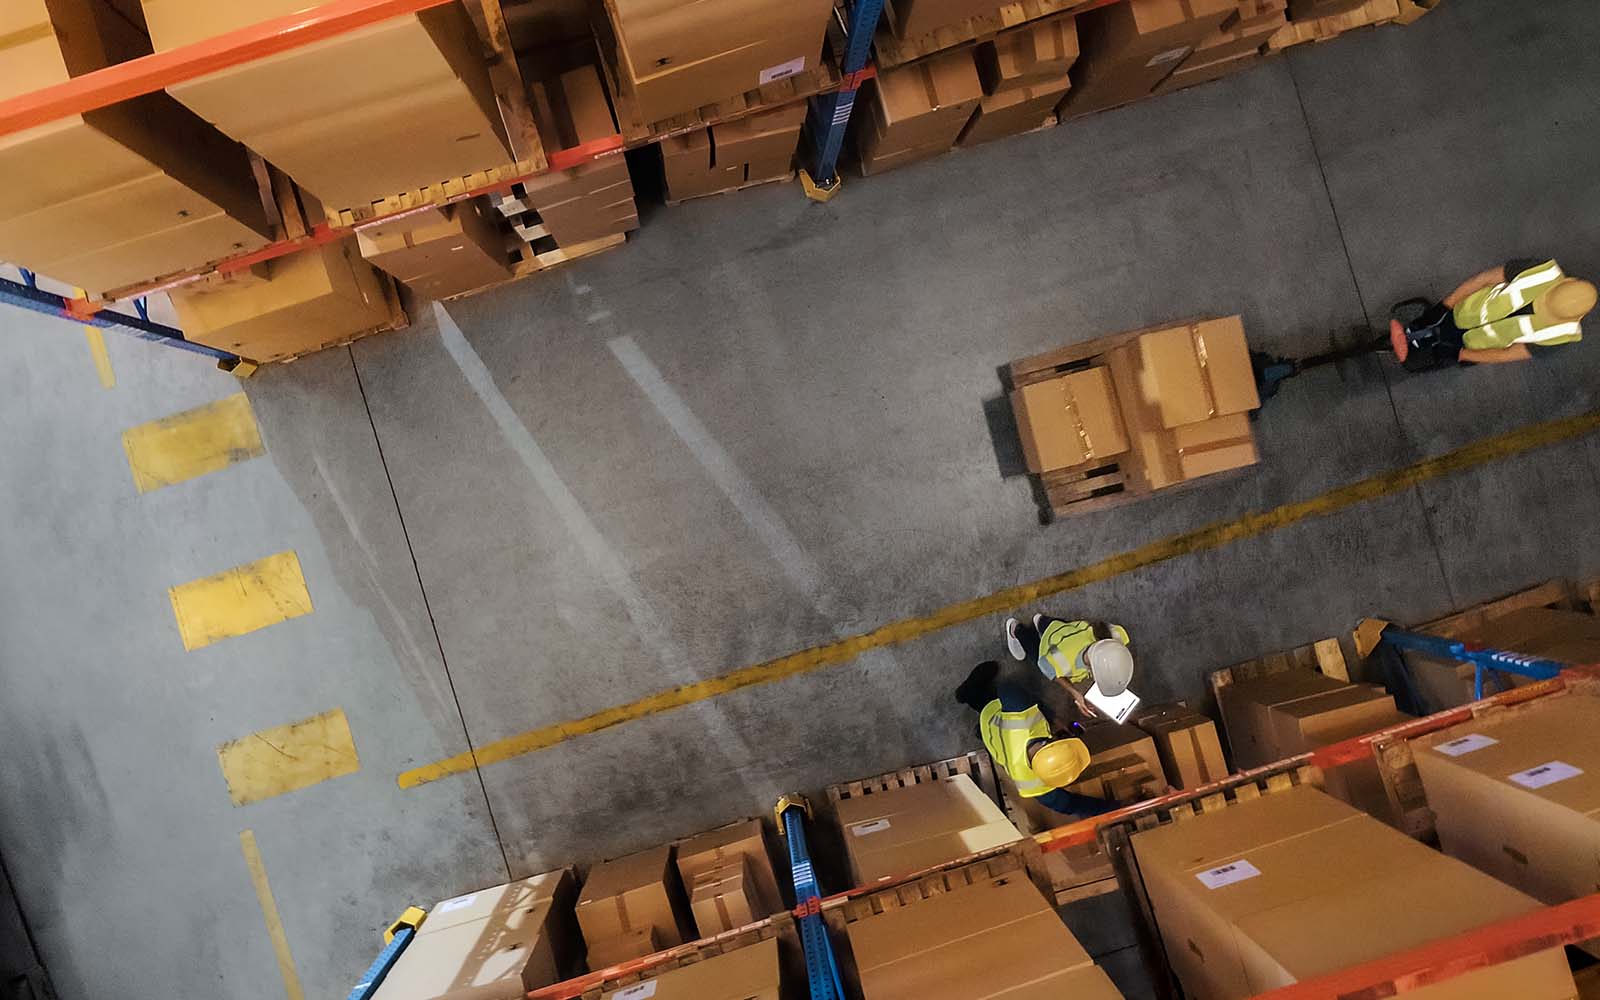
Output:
[
  {"xmin": 850, "ymin": 819, "xmax": 892, "ymax": 837},
  {"xmin": 612, "ymin": 982, "xmax": 657, "ymax": 1000},
  {"xmin": 436, "ymin": 893, "xmax": 478, "ymax": 914},
  {"xmin": 760, "ymin": 56, "xmax": 807, "ymax": 84},
  {"xmin": 1435, "ymin": 733, "xmax": 1498, "ymax": 757},
  {"xmin": 1195, "ymin": 860, "xmax": 1261, "ymax": 890},
  {"xmin": 1147, "ymin": 46, "xmax": 1192, "ymax": 67},
  {"xmin": 1509, "ymin": 761, "xmax": 1583, "ymax": 790}
]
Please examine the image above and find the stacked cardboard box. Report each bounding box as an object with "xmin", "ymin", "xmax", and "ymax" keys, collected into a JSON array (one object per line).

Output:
[
  {"xmin": 855, "ymin": 49, "xmax": 983, "ymax": 175},
  {"xmin": 139, "ymin": 0, "xmax": 509, "ymax": 212},
  {"xmin": 833, "ymin": 773, "xmax": 1023, "ymax": 886},
  {"xmin": 1133, "ymin": 704, "xmax": 1228, "ymax": 790},
  {"xmin": 1218, "ymin": 670, "xmax": 1410, "ymax": 821},
  {"xmin": 1405, "ymin": 607, "xmax": 1600, "ymax": 710},
  {"xmin": 1011, "ymin": 366, "xmax": 1131, "ymax": 474},
  {"xmin": 1063, "ymin": 0, "xmax": 1237, "ymax": 118},
  {"xmin": 1268, "ymin": 0, "xmax": 1403, "ymax": 48},
  {"xmin": 605, "ymin": 0, "xmax": 834, "ymax": 124},
  {"xmin": 1153, "ymin": 0, "xmax": 1286, "ymax": 94},
  {"xmin": 518, "ymin": 65, "xmax": 638, "ymax": 248},
  {"xmin": 0, "ymin": 0, "xmax": 272, "ymax": 295},
  {"xmin": 1132, "ymin": 785, "xmax": 1577, "ymax": 999},
  {"xmin": 575, "ymin": 845, "xmax": 689, "ymax": 968},
  {"xmin": 675, "ymin": 819, "xmax": 784, "ymax": 937},
  {"xmin": 844, "ymin": 868, "xmax": 1125, "ymax": 998},
  {"xmin": 603, "ymin": 937, "xmax": 783, "ymax": 1000},
  {"xmin": 169, "ymin": 238, "xmax": 395, "ymax": 363},
  {"xmin": 375, "ymin": 870, "xmax": 581, "ymax": 1000},
  {"xmin": 976, "ymin": 16, "xmax": 1080, "ymax": 93},
  {"xmin": 886, "ymin": 0, "xmax": 1010, "ymax": 40},
  {"xmin": 1415, "ymin": 692, "xmax": 1600, "ymax": 954},
  {"xmin": 660, "ymin": 103, "xmax": 806, "ymax": 203},
  {"xmin": 357, "ymin": 199, "xmax": 512, "ymax": 302}
]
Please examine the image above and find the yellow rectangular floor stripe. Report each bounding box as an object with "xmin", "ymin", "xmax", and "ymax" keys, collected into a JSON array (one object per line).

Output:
[
  {"xmin": 397, "ymin": 407, "xmax": 1600, "ymax": 789},
  {"xmin": 219, "ymin": 708, "xmax": 360, "ymax": 807},
  {"xmin": 169, "ymin": 551, "xmax": 313, "ymax": 652},
  {"xmin": 239, "ymin": 830, "xmax": 306, "ymax": 1000},
  {"xmin": 122, "ymin": 392, "xmax": 264, "ymax": 494}
]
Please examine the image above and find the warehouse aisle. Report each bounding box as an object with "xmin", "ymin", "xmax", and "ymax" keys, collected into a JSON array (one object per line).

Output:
[{"xmin": 0, "ymin": 0, "xmax": 1597, "ymax": 996}]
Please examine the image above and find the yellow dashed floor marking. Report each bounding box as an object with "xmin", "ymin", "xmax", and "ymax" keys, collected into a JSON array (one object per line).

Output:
[
  {"xmin": 122, "ymin": 393, "xmax": 264, "ymax": 494},
  {"xmin": 169, "ymin": 551, "xmax": 313, "ymax": 652},
  {"xmin": 239, "ymin": 830, "xmax": 306, "ymax": 1000},
  {"xmin": 219, "ymin": 708, "xmax": 360, "ymax": 807}
]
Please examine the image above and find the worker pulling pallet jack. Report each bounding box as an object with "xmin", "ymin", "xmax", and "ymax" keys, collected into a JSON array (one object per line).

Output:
[
  {"xmin": 1254, "ymin": 257, "xmax": 1595, "ymax": 398},
  {"xmin": 955, "ymin": 614, "xmax": 1142, "ymax": 818}
]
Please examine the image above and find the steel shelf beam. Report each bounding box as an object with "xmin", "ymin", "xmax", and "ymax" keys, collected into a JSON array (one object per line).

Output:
[{"xmin": 0, "ymin": 274, "xmax": 238, "ymax": 364}]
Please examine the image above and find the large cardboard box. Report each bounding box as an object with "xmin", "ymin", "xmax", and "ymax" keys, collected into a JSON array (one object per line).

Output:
[
  {"xmin": 687, "ymin": 857, "xmax": 758, "ymax": 936},
  {"xmin": 1154, "ymin": 51, "xmax": 1260, "ymax": 95},
  {"xmin": 1217, "ymin": 670, "xmax": 1347, "ymax": 768},
  {"xmin": 1010, "ymin": 366, "xmax": 1130, "ymax": 473},
  {"xmin": 884, "ymin": 0, "xmax": 1003, "ymax": 39},
  {"xmin": 140, "ymin": 0, "xmax": 509, "ymax": 211},
  {"xmin": 1133, "ymin": 704, "xmax": 1227, "ymax": 790},
  {"xmin": 357, "ymin": 200, "xmax": 512, "ymax": 301},
  {"xmin": 844, "ymin": 868, "xmax": 1120, "ymax": 999},
  {"xmin": 1060, "ymin": 721, "xmax": 1168, "ymax": 804},
  {"xmin": 676, "ymin": 819, "xmax": 784, "ymax": 919},
  {"xmin": 1171, "ymin": 412, "xmax": 1259, "ymax": 481},
  {"xmin": 586, "ymin": 928, "xmax": 658, "ymax": 969},
  {"xmin": 661, "ymin": 102, "xmax": 804, "ymax": 202},
  {"xmin": 1182, "ymin": 6, "xmax": 1286, "ymax": 64},
  {"xmin": 977, "ymin": 16, "xmax": 1080, "ymax": 94},
  {"xmin": 376, "ymin": 870, "xmax": 581, "ymax": 1000},
  {"xmin": 1132, "ymin": 785, "xmax": 1578, "ymax": 1000},
  {"xmin": 1136, "ymin": 317, "xmax": 1260, "ymax": 429},
  {"xmin": 1415, "ymin": 694, "xmax": 1600, "ymax": 946},
  {"xmin": 834, "ymin": 773, "xmax": 1023, "ymax": 886},
  {"xmin": 957, "ymin": 74, "xmax": 1071, "ymax": 147},
  {"xmin": 856, "ymin": 49, "xmax": 982, "ymax": 174},
  {"xmin": 0, "ymin": 0, "xmax": 272, "ymax": 294},
  {"xmin": 598, "ymin": 937, "xmax": 781, "ymax": 1000},
  {"xmin": 525, "ymin": 65, "xmax": 638, "ymax": 247},
  {"xmin": 607, "ymin": 0, "xmax": 834, "ymax": 124},
  {"xmin": 1288, "ymin": 0, "xmax": 1366, "ymax": 18},
  {"xmin": 170, "ymin": 238, "xmax": 394, "ymax": 363},
  {"xmin": 1408, "ymin": 608, "xmax": 1600, "ymax": 710},
  {"xmin": 1063, "ymin": 0, "xmax": 1237, "ymax": 117},
  {"xmin": 576, "ymin": 845, "xmax": 687, "ymax": 954}
]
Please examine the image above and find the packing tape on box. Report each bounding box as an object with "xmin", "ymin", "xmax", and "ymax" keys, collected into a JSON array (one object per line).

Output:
[
  {"xmin": 1061, "ymin": 390, "xmax": 1097, "ymax": 461},
  {"xmin": 1186, "ymin": 727, "xmax": 1220, "ymax": 784},
  {"xmin": 613, "ymin": 895, "xmax": 633, "ymax": 934},
  {"xmin": 1190, "ymin": 324, "xmax": 1220, "ymax": 421},
  {"xmin": 713, "ymin": 891, "xmax": 733, "ymax": 931}
]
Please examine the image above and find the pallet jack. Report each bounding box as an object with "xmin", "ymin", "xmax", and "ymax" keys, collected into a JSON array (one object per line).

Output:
[{"xmin": 1251, "ymin": 298, "xmax": 1458, "ymax": 401}]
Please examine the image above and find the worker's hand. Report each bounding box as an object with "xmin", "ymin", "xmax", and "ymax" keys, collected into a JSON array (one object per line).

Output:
[
  {"xmin": 1389, "ymin": 319, "xmax": 1409, "ymax": 362},
  {"xmin": 1070, "ymin": 685, "xmax": 1099, "ymax": 719}
]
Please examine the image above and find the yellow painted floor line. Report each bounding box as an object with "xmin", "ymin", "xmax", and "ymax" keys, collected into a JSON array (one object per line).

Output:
[
  {"xmin": 240, "ymin": 830, "xmax": 306, "ymax": 1000},
  {"xmin": 218, "ymin": 708, "xmax": 360, "ymax": 807},
  {"xmin": 169, "ymin": 551, "xmax": 313, "ymax": 652},
  {"xmin": 397, "ymin": 408, "xmax": 1600, "ymax": 790},
  {"xmin": 84, "ymin": 328, "xmax": 115, "ymax": 388},
  {"xmin": 122, "ymin": 392, "xmax": 265, "ymax": 494}
]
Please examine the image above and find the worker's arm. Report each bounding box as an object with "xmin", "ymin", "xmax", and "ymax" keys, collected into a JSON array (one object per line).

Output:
[
  {"xmin": 1459, "ymin": 345, "xmax": 1533, "ymax": 364},
  {"xmin": 1442, "ymin": 267, "xmax": 1507, "ymax": 308}
]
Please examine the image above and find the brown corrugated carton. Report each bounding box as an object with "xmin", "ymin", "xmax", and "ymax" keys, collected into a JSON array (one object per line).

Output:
[
  {"xmin": 171, "ymin": 239, "xmax": 393, "ymax": 363},
  {"xmin": 958, "ymin": 74, "xmax": 1071, "ymax": 146},
  {"xmin": 586, "ymin": 928, "xmax": 659, "ymax": 970},
  {"xmin": 1136, "ymin": 317, "xmax": 1260, "ymax": 429},
  {"xmin": 1171, "ymin": 412, "xmax": 1259, "ymax": 480},
  {"xmin": 1059, "ymin": 721, "xmax": 1168, "ymax": 804},
  {"xmin": 576, "ymin": 845, "xmax": 687, "ymax": 953},
  {"xmin": 140, "ymin": 0, "xmax": 509, "ymax": 212},
  {"xmin": 525, "ymin": 66, "xmax": 638, "ymax": 246},
  {"xmin": 0, "ymin": 0, "xmax": 271, "ymax": 294},
  {"xmin": 883, "ymin": 0, "xmax": 1004, "ymax": 38},
  {"xmin": 376, "ymin": 870, "xmax": 580, "ymax": 1000},
  {"xmin": 357, "ymin": 200, "xmax": 512, "ymax": 302},
  {"xmin": 688, "ymin": 858, "xmax": 757, "ymax": 936},
  {"xmin": 1217, "ymin": 670, "xmax": 1348, "ymax": 768},
  {"xmin": 1183, "ymin": 6, "xmax": 1285, "ymax": 64},
  {"xmin": 598, "ymin": 937, "xmax": 781, "ymax": 1000},
  {"xmin": 1132, "ymin": 785, "xmax": 1577, "ymax": 1000},
  {"xmin": 676, "ymin": 819, "xmax": 784, "ymax": 919},
  {"xmin": 1133, "ymin": 704, "xmax": 1228, "ymax": 790},
  {"xmin": 856, "ymin": 49, "xmax": 982, "ymax": 173},
  {"xmin": 1415, "ymin": 694, "xmax": 1600, "ymax": 955},
  {"xmin": 607, "ymin": 0, "xmax": 834, "ymax": 123},
  {"xmin": 1235, "ymin": 0, "xmax": 1290, "ymax": 29},
  {"xmin": 844, "ymin": 870, "xmax": 1107, "ymax": 999},
  {"xmin": 1287, "ymin": 0, "xmax": 1366, "ymax": 18},
  {"xmin": 661, "ymin": 103, "xmax": 804, "ymax": 202},
  {"xmin": 1010, "ymin": 366, "xmax": 1130, "ymax": 473},
  {"xmin": 833, "ymin": 773, "xmax": 1022, "ymax": 886},
  {"xmin": 1154, "ymin": 50, "xmax": 1259, "ymax": 94},
  {"xmin": 1063, "ymin": 0, "xmax": 1237, "ymax": 117},
  {"xmin": 977, "ymin": 17, "xmax": 1080, "ymax": 94}
]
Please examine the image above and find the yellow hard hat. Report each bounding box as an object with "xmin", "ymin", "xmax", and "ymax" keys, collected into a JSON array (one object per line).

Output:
[
  {"xmin": 1536, "ymin": 278, "xmax": 1598, "ymax": 322},
  {"xmin": 1031, "ymin": 738, "xmax": 1092, "ymax": 789}
]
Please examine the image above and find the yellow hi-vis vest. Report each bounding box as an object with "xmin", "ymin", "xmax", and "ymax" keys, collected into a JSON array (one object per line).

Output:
[
  {"xmin": 980, "ymin": 700, "xmax": 1054, "ymax": 798},
  {"xmin": 1453, "ymin": 259, "xmax": 1584, "ymax": 349},
  {"xmin": 1038, "ymin": 620, "xmax": 1131, "ymax": 684}
]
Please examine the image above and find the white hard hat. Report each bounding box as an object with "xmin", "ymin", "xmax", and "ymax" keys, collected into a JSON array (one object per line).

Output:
[{"xmin": 1085, "ymin": 639, "xmax": 1134, "ymax": 696}]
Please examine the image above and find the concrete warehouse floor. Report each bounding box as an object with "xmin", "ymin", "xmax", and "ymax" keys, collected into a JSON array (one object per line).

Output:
[{"xmin": 3, "ymin": 0, "xmax": 1600, "ymax": 996}]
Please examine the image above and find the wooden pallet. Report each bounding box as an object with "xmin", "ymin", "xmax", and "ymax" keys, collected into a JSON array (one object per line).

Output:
[
  {"xmin": 1418, "ymin": 578, "xmax": 1600, "ymax": 639},
  {"xmin": 824, "ymin": 749, "xmax": 999, "ymax": 805},
  {"xmin": 442, "ymin": 233, "xmax": 628, "ymax": 302},
  {"xmin": 267, "ymin": 270, "xmax": 410, "ymax": 365},
  {"xmin": 993, "ymin": 762, "xmax": 1122, "ymax": 905},
  {"xmin": 556, "ymin": 913, "xmax": 800, "ymax": 1000},
  {"xmin": 664, "ymin": 171, "xmax": 797, "ymax": 207},
  {"xmin": 872, "ymin": 0, "xmax": 1089, "ymax": 71}
]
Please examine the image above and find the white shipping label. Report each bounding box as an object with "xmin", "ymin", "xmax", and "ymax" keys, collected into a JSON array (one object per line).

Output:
[
  {"xmin": 1509, "ymin": 761, "xmax": 1583, "ymax": 789},
  {"xmin": 1195, "ymin": 860, "xmax": 1261, "ymax": 890},
  {"xmin": 850, "ymin": 818, "xmax": 892, "ymax": 837},
  {"xmin": 435, "ymin": 893, "xmax": 478, "ymax": 914},
  {"xmin": 760, "ymin": 56, "xmax": 807, "ymax": 85},
  {"xmin": 611, "ymin": 982, "xmax": 657, "ymax": 1000},
  {"xmin": 1147, "ymin": 46, "xmax": 1191, "ymax": 67},
  {"xmin": 1435, "ymin": 733, "xmax": 1498, "ymax": 757}
]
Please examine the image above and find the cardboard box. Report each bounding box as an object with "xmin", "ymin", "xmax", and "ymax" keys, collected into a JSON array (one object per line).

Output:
[
  {"xmin": 1234, "ymin": 0, "xmax": 1290, "ymax": 29},
  {"xmin": 1062, "ymin": 0, "xmax": 1237, "ymax": 117},
  {"xmin": 856, "ymin": 49, "xmax": 982, "ymax": 172},
  {"xmin": 585, "ymin": 928, "xmax": 659, "ymax": 970},
  {"xmin": 526, "ymin": 66, "xmax": 638, "ymax": 247},
  {"xmin": 676, "ymin": 819, "xmax": 784, "ymax": 919},
  {"xmin": 1155, "ymin": 51, "xmax": 1259, "ymax": 94},
  {"xmin": 1288, "ymin": 0, "xmax": 1366, "ymax": 18},
  {"xmin": 1010, "ymin": 366, "xmax": 1130, "ymax": 473},
  {"xmin": 1060, "ymin": 721, "xmax": 1168, "ymax": 805},
  {"xmin": 977, "ymin": 17, "xmax": 1080, "ymax": 94},
  {"xmin": 661, "ymin": 103, "xmax": 804, "ymax": 202},
  {"xmin": 1170, "ymin": 412, "xmax": 1257, "ymax": 479},
  {"xmin": 1415, "ymin": 694, "xmax": 1600, "ymax": 945},
  {"xmin": 141, "ymin": 0, "xmax": 509, "ymax": 211},
  {"xmin": 1216, "ymin": 670, "xmax": 1348, "ymax": 768},
  {"xmin": 883, "ymin": 0, "xmax": 1002, "ymax": 39},
  {"xmin": 357, "ymin": 200, "xmax": 512, "ymax": 302},
  {"xmin": 0, "ymin": 0, "xmax": 272, "ymax": 294},
  {"xmin": 1134, "ymin": 704, "xmax": 1228, "ymax": 790},
  {"xmin": 688, "ymin": 858, "xmax": 757, "ymax": 936},
  {"xmin": 377, "ymin": 870, "xmax": 580, "ymax": 1000},
  {"xmin": 608, "ymin": 0, "xmax": 834, "ymax": 123},
  {"xmin": 1136, "ymin": 317, "xmax": 1260, "ymax": 429},
  {"xmin": 598, "ymin": 937, "xmax": 781, "ymax": 1000},
  {"xmin": 576, "ymin": 845, "xmax": 686, "ymax": 953},
  {"xmin": 1183, "ymin": 7, "xmax": 1286, "ymax": 64},
  {"xmin": 1132, "ymin": 785, "xmax": 1577, "ymax": 1000},
  {"xmin": 1406, "ymin": 608, "xmax": 1600, "ymax": 710},
  {"xmin": 844, "ymin": 869, "xmax": 1107, "ymax": 999},
  {"xmin": 171, "ymin": 238, "xmax": 394, "ymax": 363},
  {"xmin": 833, "ymin": 773, "xmax": 1023, "ymax": 886},
  {"xmin": 958, "ymin": 74, "xmax": 1071, "ymax": 146}
]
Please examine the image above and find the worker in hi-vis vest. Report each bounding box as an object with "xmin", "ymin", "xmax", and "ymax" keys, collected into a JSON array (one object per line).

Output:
[
  {"xmin": 1005, "ymin": 614, "xmax": 1136, "ymax": 719},
  {"xmin": 1390, "ymin": 258, "xmax": 1596, "ymax": 370}
]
